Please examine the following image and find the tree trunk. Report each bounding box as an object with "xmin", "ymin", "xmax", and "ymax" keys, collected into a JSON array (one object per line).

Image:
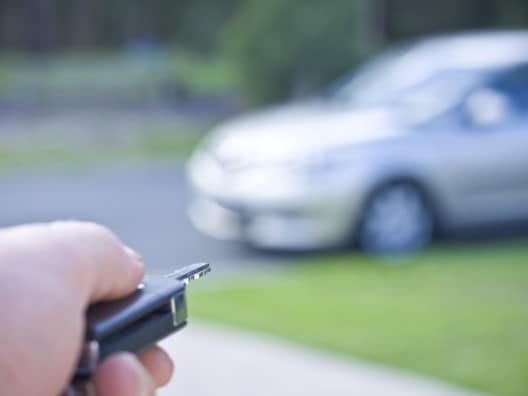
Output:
[
  {"xmin": 70, "ymin": 0, "xmax": 96, "ymax": 48},
  {"xmin": 25, "ymin": 0, "xmax": 58, "ymax": 51}
]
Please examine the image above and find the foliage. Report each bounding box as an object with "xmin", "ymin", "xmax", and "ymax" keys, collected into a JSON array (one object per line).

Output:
[
  {"xmin": 165, "ymin": 48, "xmax": 242, "ymax": 95},
  {"xmin": 224, "ymin": 0, "xmax": 528, "ymax": 103},
  {"xmin": 385, "ymin": 0, "xmax": 528, "ymax": 39},
  {"xmin": 0, "ymin": 49, "xmax": 240, "ymax": 101},
  {"xmin": 0, "ymin": 0, "xmax": 241, "ymax": 52},
  {"xmin": 222, "ymin": 0, "xmax": 376, "ymax": 103},
  {"xmin": 1, "ymin": 0, "xmax": 528, "ymax": 103},
  {"xmin": 191, "ymin": 239, "xmax": 528, "ymax": 396}
]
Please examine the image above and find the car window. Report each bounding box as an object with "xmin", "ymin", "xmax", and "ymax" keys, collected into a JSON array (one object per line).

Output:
[
  {"xmin": 328, "ymin": 43, "xmax": 445, "ymax": 106},
  {"xmin": 327, "ymin": 45, "xmax": 411, "ymax": 104},
  {"xmin": 490, "ymin": 64, "xmax": 528, "ymax": 113}
]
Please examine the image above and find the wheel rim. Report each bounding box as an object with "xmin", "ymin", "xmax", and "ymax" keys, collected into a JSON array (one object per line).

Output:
[{"xmin": 359, "ymin": 185, "xmax": 433, "ymax": 253}]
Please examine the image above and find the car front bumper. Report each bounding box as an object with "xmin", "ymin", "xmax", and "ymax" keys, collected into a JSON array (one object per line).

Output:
[
  {"xmin": 186, "ymin": 150, "xmax": 369, "ymax": 250},
  {"xmin": 188, "ymin": 191, "xmax": 361, "ymax": 251}
]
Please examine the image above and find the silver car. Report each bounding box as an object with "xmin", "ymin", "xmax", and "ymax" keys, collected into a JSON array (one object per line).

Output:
[{"xmin": 186, "ymin": 31, "xmax": 528, "ymax": 252}]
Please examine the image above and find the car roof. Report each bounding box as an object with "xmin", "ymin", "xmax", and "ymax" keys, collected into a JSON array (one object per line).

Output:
[{"xmin": 407, "ymin": 30, "xmax": 528, "ymax": 71}]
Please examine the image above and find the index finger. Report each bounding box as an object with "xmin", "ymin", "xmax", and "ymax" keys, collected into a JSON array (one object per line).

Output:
[
  {"xmin": 0, "ymin": 221, "xmax": 144, "ymax": 305},
  {"xmin": 49, "ymin": 221, "xmax": 145, "ymax": 303}
]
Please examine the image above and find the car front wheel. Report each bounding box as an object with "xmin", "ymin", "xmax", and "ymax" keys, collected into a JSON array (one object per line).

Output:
[{"xmin": 357, "ymin": 183, "xmax": 434, "ymax": 254}]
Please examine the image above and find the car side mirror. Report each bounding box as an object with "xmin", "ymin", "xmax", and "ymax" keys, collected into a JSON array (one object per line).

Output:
[{"xmin": 463, "ymin": 89, "xmax": 511, "ymax": 128}]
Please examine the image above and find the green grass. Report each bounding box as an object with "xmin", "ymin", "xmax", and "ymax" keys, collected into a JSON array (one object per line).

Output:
[
  {"xmin": 0, "ymin": 49, "xmax": 241, "ymax": 99},
  {"xmin": 190, "ymin": 240, "xmax": 528, "ymax": 396},
  {"xmin": 165, "ymin": 48, "xmax": 242, "ymax": 95},
  {"xmin": 0, "ymin": 129, "xmax": 205, "ymax": 172}
]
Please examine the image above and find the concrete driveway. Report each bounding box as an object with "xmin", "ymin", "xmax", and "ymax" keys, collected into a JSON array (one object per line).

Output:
[{"xmin": 159, "ymin": 322, "xmax": 487, "ymax": 396}]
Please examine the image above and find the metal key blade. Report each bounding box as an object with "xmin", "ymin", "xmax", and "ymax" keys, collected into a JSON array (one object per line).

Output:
[{"xmin": 164, "ymin": 262, "xmax": 211, "ymax": 285}]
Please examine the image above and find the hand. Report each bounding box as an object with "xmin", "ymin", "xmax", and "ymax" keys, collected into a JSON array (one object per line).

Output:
[{"xmin": 0, "ymin": 221, "xmax": 174, "ymax": 396}]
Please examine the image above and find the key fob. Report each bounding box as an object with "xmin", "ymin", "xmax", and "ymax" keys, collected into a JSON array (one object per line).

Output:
[{"xmin": 73, "ymin": 263, "xmax": 210, "ymax": 381}]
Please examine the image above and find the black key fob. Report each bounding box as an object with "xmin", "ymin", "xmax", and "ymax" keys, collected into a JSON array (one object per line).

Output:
[{"xmin": 73, "ymin": 262, "xmax": 210, "ymax": 381}]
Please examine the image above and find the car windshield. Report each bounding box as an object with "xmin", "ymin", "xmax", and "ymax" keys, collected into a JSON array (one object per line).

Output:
[
  {"xmin": 329, "ymin": 46, "xmax": 414, "ymax": 105},
  {"xmin": 330, "ymin": 46, "xmax": 487, "ymax": 120},
  {"xmin": 396, "ymin": 70, "xmax": 487, "ymax": 122},
  {"xmin": 329, "ymin": 44, "xmax": 484, "ymax": 108}
]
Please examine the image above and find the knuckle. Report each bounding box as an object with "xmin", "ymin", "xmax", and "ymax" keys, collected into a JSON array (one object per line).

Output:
[
  {"xmin": 47, "ymin": 221, "xmax": 123, "ymax": 257},
  {"xmin": 52, "ymin": 221, "xmax": 117, "ymax": 243},
  {"xmin": 81, "ymin": 222, "xmax": 116, "ymax": 241}
]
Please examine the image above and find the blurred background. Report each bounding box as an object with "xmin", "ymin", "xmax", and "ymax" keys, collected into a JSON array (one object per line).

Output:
[{"xmin": 1, "ymin": 1, "xmax": 527, "ymax": 395}]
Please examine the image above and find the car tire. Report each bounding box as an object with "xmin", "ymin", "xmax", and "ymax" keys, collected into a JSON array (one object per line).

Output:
[{"xmin": 357, "ymin": 183, "xmax": 434, "ymax": 254}]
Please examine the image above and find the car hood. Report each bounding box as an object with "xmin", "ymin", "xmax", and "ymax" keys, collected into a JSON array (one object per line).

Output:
[{"xmin": 205, "ymin": 101, "xmax": 403, "ymax": 167}]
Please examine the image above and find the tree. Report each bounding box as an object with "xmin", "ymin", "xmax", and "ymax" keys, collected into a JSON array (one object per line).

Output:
[
  {"xmin": 223, "ymin": 0, "xmax": 528, "ymax": 103},
  {"xmin": 223, "ymin": 0, "xmax": 378, "ymax": 103}
]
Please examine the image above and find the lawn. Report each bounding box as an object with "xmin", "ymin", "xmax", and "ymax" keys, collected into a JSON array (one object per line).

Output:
[
  {"xmin": 190, "ymin": 239, "xmax": 528, "ymax": 396},
  {"xmin": 0, "ymin": 49, "xmax": 236, "ymax": 172},
  {"xmin": 0, "ymin": 49, "xmax": 241, "ymax": 100},
  {"xmin": 0, "ymin": 128, "xmax": 206, "ymax": 172}
]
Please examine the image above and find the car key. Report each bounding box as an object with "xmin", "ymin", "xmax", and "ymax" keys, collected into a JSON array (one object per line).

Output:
[{"xmin": 65, "ymin": 262, "xmax": 210, "ymax": 395}]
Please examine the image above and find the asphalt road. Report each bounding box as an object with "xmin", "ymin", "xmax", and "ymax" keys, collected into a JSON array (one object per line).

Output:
[{"xmin": 0, "ymin": 162, "xmax": 284, "ymax": 275}]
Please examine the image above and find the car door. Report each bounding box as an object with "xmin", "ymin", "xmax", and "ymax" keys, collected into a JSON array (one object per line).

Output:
[{"xmin": 439, "ymin": 65, "xmax": 528, "ymax": 227}]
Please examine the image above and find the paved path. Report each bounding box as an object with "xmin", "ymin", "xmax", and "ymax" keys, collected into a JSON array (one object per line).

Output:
[{"xmin": 159, "ymin": 322, "xmax": 487, "ymax": 396}]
